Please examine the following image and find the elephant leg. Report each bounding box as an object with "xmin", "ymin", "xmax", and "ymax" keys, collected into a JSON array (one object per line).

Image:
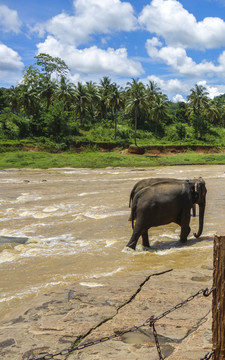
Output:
[
  {"xmin": 179, "ymin": 212, "xmax": 191, "ymax": 243},
  {"xmin": 126, "ymin": 219, "xmax": 148, "ymax": 250},
  {"xmin": 126, "ymin": 229, "xmax": 140, "ymax": 250},
  {"xmin": 142, "ymin": 231, "xmax": 150, "ymax": 248}
]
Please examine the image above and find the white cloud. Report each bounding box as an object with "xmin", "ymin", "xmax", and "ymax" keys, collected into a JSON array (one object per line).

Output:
[
  {"xmin": 173, "ymin": 94, "xmax": 186, "ymax": 102},
  {"xmin": 197, "ymin": 80, "xmax": 223, "ymax": 99},
  {"xmin": 139, "ymin": 0, "xmax": 225, "ymax": 49},
  {"xmin": 145, "ymin": 38, "xmax": 225, "ymax": 77},
  {"xmin": 0, "ymin": 5, "xmax": 22, "ymax": 33},
  {"xmin": 37, "ymin": 36, "xmax": 144, "ymax": 77},
  {"xmin": 0, "ymin": 43, "xmax": 24, "ymax": 85},
  {"xmin": 34, "ymin": 0, "xmax": 137, "ymax": 46},
  {"xmin": 146, "ymin": 74, "xmax": 188, "ymax": 94}
]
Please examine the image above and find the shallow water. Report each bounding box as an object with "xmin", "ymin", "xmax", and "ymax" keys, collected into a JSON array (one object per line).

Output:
[{"xmin": 0, "ymin": 165, "xmax": 224, "ymax": 318}]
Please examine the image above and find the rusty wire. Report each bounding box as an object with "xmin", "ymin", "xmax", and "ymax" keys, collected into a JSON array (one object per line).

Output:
[
  {"xmin": 29, "ymin": 286, "xmax": 215, "ymax": 360},
  {"xmin": 200, "ymin": 351, "xmax": 214, "ymax": 360}
]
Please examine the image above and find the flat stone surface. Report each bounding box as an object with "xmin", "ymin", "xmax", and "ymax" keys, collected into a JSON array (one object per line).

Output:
[{"xmin": 0, "ymin": 267, "xmax": 213, "ymax": 360}]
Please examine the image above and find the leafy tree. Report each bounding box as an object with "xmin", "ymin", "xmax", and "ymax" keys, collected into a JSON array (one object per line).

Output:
[
  {"xmin": 41, "ymin": 100, "xmax": 70, "ymax": 139},
  {"xmin": 35, "ymin": 53, "xmax": 69, "ymax": 81},
  {"xmin": 174, "ymin": 102, "xmax": 189, "ymax": 124},
  {"xmin": 0, "ymin": 108, "xmax": 30, "ymax": 139}
]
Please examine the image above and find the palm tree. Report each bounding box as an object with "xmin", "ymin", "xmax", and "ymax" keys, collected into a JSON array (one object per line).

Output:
[
  {"xmin": 187, "ymin": 84, "xmax": 209, "ymax": 138},
  {"xmin": 108, "ymin": 83, "xmax": 123, "ymax": 140},
  {"xmin": 145, "ymin": 80, "xmax": 161, "ymax": 106},
  {"xmin": 98, "ymin": 76, "xmax": 112, "ymax": 119},
  {"xmin": 187, "ymin": 84, "xmax": 209, "ymax": 116},
  {"xmin": 39, "ymin": 75, "xmax": 57, "ymax": 111},
  {"xmin": 7, "ymin": 86, "xmax": 20, "ymax": 113},
  {"xmin": 56, "ymin": 76, "xmax": 75, "ymax": 111},
  {"xmin": 125, "ymin": 79, "xmax": 147, "ymax": 146},
  {"xmin": 203, "ymin": 103, "xmax": 220, "ymax": 125},
  {"xmin": 151, "ymin": 93, "xmax": 169, "ymax": 132},
  {"xmin": 85, "ymin": 81, "xmax": 100, "ymax": 122},
  {"xmin": 73, "ymin": 82, "xmax": 90, "ymax": 127}
]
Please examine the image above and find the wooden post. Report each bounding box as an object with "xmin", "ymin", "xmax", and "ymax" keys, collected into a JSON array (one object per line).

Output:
[{"xmin": 212, "ymin": 235, "xmax": 225, "ymax": 359}]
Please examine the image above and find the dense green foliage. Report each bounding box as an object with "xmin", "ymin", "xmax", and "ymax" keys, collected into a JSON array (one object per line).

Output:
[{"xmin": 1, "ymin": 53, "xmax": 225, "ymax": 148}]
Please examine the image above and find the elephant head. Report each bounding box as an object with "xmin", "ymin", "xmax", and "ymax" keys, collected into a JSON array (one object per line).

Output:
[{"xmin": 192, "ymin": 178, "xmax": 207, "ymax": 238}]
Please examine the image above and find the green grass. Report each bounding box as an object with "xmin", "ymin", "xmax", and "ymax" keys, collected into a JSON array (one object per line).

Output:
[{"xmin": 1, "ymin": 150, "xmax": 225, "ymax": 169}]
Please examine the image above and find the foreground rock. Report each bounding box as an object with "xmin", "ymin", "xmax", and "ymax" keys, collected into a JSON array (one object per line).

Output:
[{"xmin": 0, "ymin": 267, "xmax": 213, "ymax": 360}]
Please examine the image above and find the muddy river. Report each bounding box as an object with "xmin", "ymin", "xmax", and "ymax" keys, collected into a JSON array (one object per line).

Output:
[{"xmin": 0, "ymin": 165, "xmax": 224, "ymax": 319}]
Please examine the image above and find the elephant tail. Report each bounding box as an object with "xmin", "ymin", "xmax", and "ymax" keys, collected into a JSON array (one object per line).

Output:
[
  {"xmin": 131, "ymin": 201, "xmax": 137, "ymax": 229},
  {"xmin": 129, "ymin": 189, "xmax": 134, "ymax": 208}
]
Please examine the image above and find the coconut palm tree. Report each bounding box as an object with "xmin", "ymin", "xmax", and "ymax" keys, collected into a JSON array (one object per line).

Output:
[
  {"xmin": 85, "ymin": 81, "xmax": 100, "ymax": 123},
  {"xmin": 98, "ymin": 76, "xmax": 112, "ymax": 119},
  {"xmin": 108, "ymin": 83, "xmax": 124, "ymax": 140},
  {"xmin": 55, "ymin": 76, "xmax": 75, "ymax": 111},
  {"xmin": 125, "ymin": 79, "xmax": 147, "ymax": 146},
  {"xmin": 187, "ymin": 84, "xmax": 209, "ymax": 138},
  {"xmin": 151, "ymin": 93, "xmax": 169, "ymax": 132},
  {"xmin": 187, "ymin": 84, "xmax": 209, "ymax": 116},
  {"xmin": 73, "ymin": 82, "xmax": 90, "ymax": 127}
]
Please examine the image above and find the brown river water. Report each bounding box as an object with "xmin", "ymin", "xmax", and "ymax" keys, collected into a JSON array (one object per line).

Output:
[{"xmin": 0, "ymin": 165, "xmax": 224, "ymax": 319}]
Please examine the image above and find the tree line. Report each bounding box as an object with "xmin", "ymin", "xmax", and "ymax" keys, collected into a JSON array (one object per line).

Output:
[{"xmin": 0, "ymin": 53, "xmax": 225, "ymax": 147}]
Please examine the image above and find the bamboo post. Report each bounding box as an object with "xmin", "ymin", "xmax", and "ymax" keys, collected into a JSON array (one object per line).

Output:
[{"xmin": 212, "ymin": 235, "xmax": 225, "ymax": 359}]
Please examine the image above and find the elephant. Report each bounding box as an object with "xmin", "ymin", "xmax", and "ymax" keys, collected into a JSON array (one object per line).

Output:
[
  {"xmin": 126, "ymin": 178, "xmax": 207, "ymax": 250},
  {"xmin": 128, "ymin": 177, "xmax": 198, "ymax": 219}
]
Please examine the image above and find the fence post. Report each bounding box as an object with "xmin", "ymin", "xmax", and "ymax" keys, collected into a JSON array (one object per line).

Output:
[{"xmin": 212, "ymin": 235, "xmax": 225, "ymax": 359}]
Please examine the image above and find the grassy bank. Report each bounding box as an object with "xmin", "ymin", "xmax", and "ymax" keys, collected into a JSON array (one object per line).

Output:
[{"xmin": 1, "ymin": 150, "xmax": 225, "ymax": 169}]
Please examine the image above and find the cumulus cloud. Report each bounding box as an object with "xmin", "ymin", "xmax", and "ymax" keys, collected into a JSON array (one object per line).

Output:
[
  {"xmin": 146, "ymin": 74, "xmax": 188, "ymax": 94},
  {"xmin": 0, "ymin": 5, "xmax": 22, "ymax": 33},
  {"xmin": 173, "ymin": 94, "xmax": 186, "ymax": 102},
  {"xmin": 145, "ymin": 38, "xmax": 225, "ymax": 77},
  {"xmin": 197, "ymin": 80, "xmax": 224, "ymax": 99},
  {"xmin": 139, "ymin": 0, "xmax": 225, "ymax": 49},
  {"xmin": 37, "ymin": 36, "xmax": 144, "ymax": 76},
  {"xmin": 0, "ymin": 43, "xmax": 24, "ymax": 84},
  {"xmin": 34, "ymin": 0, "xmax": 137, "ymax": 46}
]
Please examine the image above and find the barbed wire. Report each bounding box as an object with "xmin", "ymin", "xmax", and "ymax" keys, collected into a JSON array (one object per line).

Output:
[{"xmin": 29, "ymin": 286, "xmax": 215, "ymax": 360}]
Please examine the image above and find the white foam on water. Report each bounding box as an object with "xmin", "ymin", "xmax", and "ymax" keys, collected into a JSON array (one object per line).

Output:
[
  {"xmin": 79, "ymin": 282, "xmax": 104, "ymax": 287},
  {"xmin": 105, "ymin": 239, "xmax": 117, "ymax": 247},
  {"xmin": 43, "ymin": 206, "xmax": 59, "ymax": 213},
  {"xmin": 16, "ymin": 193, "xmax": 42, "ymax": 203},
  {"xmin": 19, "ymin": 210, "xmax": 51, "ymax": 219},
  {"xmin": 78, "ymin": 192, "xmax": 100, "ymax": 197},
  {"xmin": 0, "ymin": 280, "xmax": 67, "ymax": 304},
  {"xmin": 156, "ymin": 242, "xmax": 213, "ymax": 256},
  {"xmin": 0, "ymin": 250, "xmax": 17, "ymax": 264},
  {"xmin": 91, "ymin": 267, "xmax": 124, "ymax": 279}
]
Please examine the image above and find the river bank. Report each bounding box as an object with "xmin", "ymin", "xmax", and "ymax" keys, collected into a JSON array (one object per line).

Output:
[
  {"xmin": 0, "ymin": 165, "xmax": 222, "ymax": 359},
  {"xmin": 0, "ymin": 266, "xmax": 213, "ymax": 360},
  {"xmin": 1, "ymin": 146, "xmax": 225, "ymax": 169}
]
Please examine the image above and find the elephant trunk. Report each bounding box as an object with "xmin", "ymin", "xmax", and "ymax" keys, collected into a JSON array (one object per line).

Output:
[{"xmin": 194, "ymin": 203, "xmax": 205, "ymax": 238}]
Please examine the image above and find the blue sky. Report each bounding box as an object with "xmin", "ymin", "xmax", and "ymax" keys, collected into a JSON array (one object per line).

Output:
[{"xmin": 1, "ymin": 0, "xmax": 225, "ymax": 101}]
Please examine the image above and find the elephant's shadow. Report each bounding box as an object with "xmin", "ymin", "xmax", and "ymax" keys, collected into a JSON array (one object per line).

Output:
[{"xmin": 148, "ymin": 235, "xmax": 213, "ymax": 252}]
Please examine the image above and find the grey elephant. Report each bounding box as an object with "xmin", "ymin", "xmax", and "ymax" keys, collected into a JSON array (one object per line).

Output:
[
  {"xmin": 129, "ymin": 177, "xmax": 198, "ymax": 218},
  {"xmin": 126, "ymin": 178, "xmax": 207, "ymax": 250}
]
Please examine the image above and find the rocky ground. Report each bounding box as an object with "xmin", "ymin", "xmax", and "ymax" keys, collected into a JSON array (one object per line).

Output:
[{"xmin": 0, "ymin": 266, "xmax": 213, "ymax": 360}]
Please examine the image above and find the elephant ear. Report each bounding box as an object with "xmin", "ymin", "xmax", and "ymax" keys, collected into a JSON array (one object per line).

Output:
[{"xmin": 194, "ymin": 180, "xmax": 207, "ymax": 204}]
